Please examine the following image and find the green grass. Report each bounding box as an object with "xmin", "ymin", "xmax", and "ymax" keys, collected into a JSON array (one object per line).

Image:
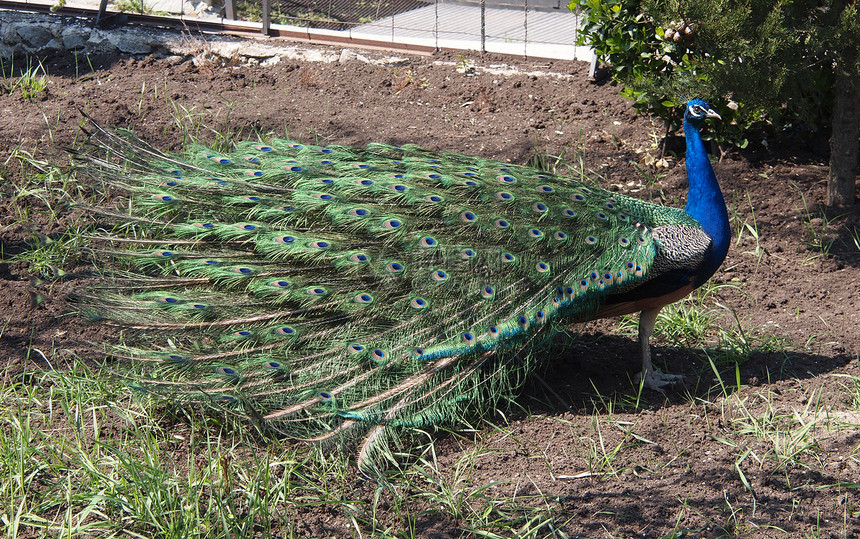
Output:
[{"xmin": 1, "ymin": 58, "xmax": 51, "ymax": 100}]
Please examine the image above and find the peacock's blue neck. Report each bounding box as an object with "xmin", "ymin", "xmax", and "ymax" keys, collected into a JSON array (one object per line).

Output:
[{"xmin": 683, "ymin": 118, "xmax": 731, "ymax": 285}]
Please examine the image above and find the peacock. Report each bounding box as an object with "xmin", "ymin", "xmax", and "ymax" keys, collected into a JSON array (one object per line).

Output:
[{"xmin": 71, "ymin": 99, "xmax": 729, "ymax": 470}]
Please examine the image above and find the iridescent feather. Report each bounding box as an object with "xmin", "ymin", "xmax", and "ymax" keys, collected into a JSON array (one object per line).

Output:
[{"xmin": 71, "ymin": 99, "xmax": 729, "ymax": 472}]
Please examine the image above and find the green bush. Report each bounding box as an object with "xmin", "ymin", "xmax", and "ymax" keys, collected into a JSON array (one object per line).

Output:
[{"xmin": 570, "ymin": 0, "xmax": 858, "ymax": 149}]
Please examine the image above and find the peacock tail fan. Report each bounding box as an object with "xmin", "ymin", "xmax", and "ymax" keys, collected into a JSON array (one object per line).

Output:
[{"xmin": 69, "ymin": 120, "xmax": 690, "ymax": 474}]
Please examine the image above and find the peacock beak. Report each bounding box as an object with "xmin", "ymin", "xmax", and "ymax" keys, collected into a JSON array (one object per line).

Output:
[{"xmin": 706, "ymin": 108, "xmax": 722, "ymax": 120}]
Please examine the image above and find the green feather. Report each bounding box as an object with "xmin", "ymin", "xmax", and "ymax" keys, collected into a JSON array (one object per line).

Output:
[{"xmin": 70, "ymin": 110, "xmax": 722, "ymax": 474}]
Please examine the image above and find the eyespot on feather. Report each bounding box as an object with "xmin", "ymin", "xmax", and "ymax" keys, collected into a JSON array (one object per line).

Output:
[
  {"xmin": 460, "ymin": 211, "xmax": 477, "ymax": 223},
  {"xmin": 354, "ymin": 293, "xmax": 374, "ymax": 304},
  {"xmin": 371, "ymin": 349, "xmax": 387, "ymax": 364},
  {"xmin": 481, "ymin": 285, "xmax": 495, "ymax": 299},
  {"xmin": 517, "ymin": 315, "xmax": 530, "ymax": 330},
  {"xmin": 215, "ymin": 366, "xmax": 239, "ymax": 377}
]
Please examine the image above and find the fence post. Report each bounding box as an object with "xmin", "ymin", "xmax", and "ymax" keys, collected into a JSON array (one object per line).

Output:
[
  {"xmin": 224, "ymin": 0, "xmax": 235, "ymax": 20},
  {"xmin": 480, "ymin": 0, "xmax": 486, "ymax": 52},
  {"xmin": 262, "ymin": 0, "xmax": 270, "ymax": 35},
  {"xmin": 524, "ymin": 0, "xmax": 528, "ymax": 58}
]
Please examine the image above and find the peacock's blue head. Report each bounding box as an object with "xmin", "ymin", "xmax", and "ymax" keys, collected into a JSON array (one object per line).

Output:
[{"xmin": 684, "ymin": 99, "xmax": 721, "ymax": 126}]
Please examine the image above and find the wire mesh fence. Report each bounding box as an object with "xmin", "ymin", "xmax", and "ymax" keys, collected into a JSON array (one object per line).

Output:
[
  {"xmin": 10, "ymin": 0, "xmax": 588, "ymax": 60},
  {"xmin": 222, "ymin": 0, "xmax": 587, "ymax": 59}
]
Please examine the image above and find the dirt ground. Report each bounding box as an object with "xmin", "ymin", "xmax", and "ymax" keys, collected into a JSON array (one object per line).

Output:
[{"xmin": 2, "ymin": 30, "xmax": 860, "ymax": 538}]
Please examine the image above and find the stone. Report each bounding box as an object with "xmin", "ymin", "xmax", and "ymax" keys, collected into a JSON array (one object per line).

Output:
[
  {"xmin": 1, "ymin": 23, "xmax": 22, "ymax": 44},
  {"xmin": 16, "ymin": 25, "xmax": 53, "ymax": 49},
  {"xmin": 236, "ymin": 43, "xmax": 279, "ymax": 59},
  {"xmin": 43, "ymin": 38, "xmax": 63, "ymax": 51},
  {"xmin": 61, "ymin": 26, "xmax": 91, "ymax": 50},
  {"xmin": 107, "ymin": 33, "xmax": 153, "ymax": 55},
  {"xmin": 379, "ymin": 56, "xmax": 409, "ymax": 68},
  {"xmin": 87, "ymin": 29, "xmax": 119, "ymax": 55},
  {"xmin": 0, "ymin": 42, "xmax": 21, "ymax": 60}
]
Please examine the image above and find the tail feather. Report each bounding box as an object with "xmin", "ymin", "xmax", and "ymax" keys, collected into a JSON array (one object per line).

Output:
[{"xmin": 71, "ymin": 119, "xmax": 672, "ymax": 472}]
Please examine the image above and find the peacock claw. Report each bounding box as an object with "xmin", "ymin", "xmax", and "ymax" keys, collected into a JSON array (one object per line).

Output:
[{"xmin": 637, "ymin": 369, "xmax": 685, "ymax": 393}]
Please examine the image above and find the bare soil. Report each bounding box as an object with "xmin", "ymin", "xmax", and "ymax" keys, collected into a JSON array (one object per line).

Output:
[{"xmin": 1, "ymin": 35, "xmax": 860, "ymax": 537}]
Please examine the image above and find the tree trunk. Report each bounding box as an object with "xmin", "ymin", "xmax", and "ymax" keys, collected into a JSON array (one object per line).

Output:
[{"xmin": 828, "ymin": 68, "xmax": 860, "ymax": 207}]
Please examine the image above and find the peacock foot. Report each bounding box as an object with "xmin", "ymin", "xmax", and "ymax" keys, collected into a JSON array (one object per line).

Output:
[{"xmin": 637, "ymin": 368, "xmax": 685, "ymax": 393}]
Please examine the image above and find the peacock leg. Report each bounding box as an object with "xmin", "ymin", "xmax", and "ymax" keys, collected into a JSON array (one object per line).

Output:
[{"xmin": 636, "ymin": 307, "xmax": 684, "ymax": 392}]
